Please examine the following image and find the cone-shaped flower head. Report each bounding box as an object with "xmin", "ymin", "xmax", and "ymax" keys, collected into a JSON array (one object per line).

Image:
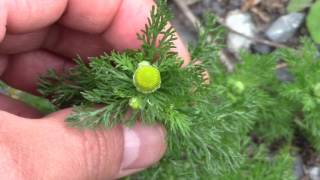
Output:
[{"xmin": 133, "ymin": 61, "xmax": 161, "ymax": 94}]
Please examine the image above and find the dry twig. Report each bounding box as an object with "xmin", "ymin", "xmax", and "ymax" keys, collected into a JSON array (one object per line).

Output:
[
  {"xmin": 172, "ymin": 0, "xmax": 201, "ymax": 30},
  {"xmin": 216, "ymin": 17, "xmax": 290, "ymax": 49},
  {"xmin": 172, "ymin": 0, "xmax": 290, "ymax": 49}
]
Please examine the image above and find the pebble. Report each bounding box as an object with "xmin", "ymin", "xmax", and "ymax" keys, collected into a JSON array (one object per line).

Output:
[
  {"xmin": 293, "ymin": 155, "xmax": 304, "ymax": 180},
  {"xmin": 250, "ymin": 43, "xmax": 274, "ymax": 54},
  {"xmin": 225, "ymin": 10, "xmax": 256, "ymax": 54},
  {"xmin": 309, "ymin": 167, "xmax": 320, "ymax": 180},
  {"xmin": 265, "ymin": 13, "xmax": 305, "ymax": 43}
]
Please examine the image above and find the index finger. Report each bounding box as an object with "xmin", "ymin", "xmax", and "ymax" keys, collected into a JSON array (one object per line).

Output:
[
  {"xmin": 1, "ymin": 0, "xmax": 190, "ymax": 94},
  {"xmin": 1, "ymin": 0, "xmax": 189, "ymax": 62}
]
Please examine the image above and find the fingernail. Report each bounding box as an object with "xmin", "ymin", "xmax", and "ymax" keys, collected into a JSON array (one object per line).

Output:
[
  {"xmin": 121, "ymin": 127, "xmax": 140, "ymax": 169},
  {"xmin": 121, "ymin": 124, "xmax": 166, "ymax": 170}
]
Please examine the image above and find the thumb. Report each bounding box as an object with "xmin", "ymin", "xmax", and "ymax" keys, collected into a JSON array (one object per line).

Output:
[
  {"xmin": 37, "ymin": 109, "xmax": 166, "ymax": 179},
  {"xmin": 45, "ymin": 109, "xmax": 166, "ymax": 179}
]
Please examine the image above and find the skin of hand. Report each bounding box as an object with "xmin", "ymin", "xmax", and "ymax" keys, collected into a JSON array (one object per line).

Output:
[{"xmin": 0, "ymin": 0, "xmax": 189, "ymax": 179}]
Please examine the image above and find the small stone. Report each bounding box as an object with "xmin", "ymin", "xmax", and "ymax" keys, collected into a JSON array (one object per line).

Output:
[
  {"xmin": 250, "ymin": 43, "xmax": 274, "ymax": 54},
  {"xmin": 226, "ymin": 10, "xmax": 256, "ymax": 54},
  {"xmin": 265, "ymin": 13, "xmax": 305, "ymax": 43},
  {"xmin": 293, "ymin": 155, "xmax": 304, "ymax": 179},
  {"xmin": 309, "ymin": 167, "xmax": 320, "ymax": 180}
]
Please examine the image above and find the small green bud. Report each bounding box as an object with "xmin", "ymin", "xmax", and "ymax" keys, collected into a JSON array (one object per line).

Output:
[
  {"xmin": 234, "ymin": 81, "xmax": 245, "ymax": 94},
  {"xmin": 133, "ymin": 61, "xmax": 161, "ymax": 94},
  {"xmin": 313, "ymin": 83, "xmax": 320, "ymax": 97},
  {"xmin": 129, "ymin": 97, "xmax": 142, "ymax": 110},
  {"xmin": 228, "ymin": 80, "xmax": 245, "ymax": 94}
]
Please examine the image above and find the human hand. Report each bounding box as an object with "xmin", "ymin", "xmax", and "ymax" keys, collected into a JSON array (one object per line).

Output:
[{"xmin": 0, "ymin": 0, "xmax": 189, "ymax": 179}]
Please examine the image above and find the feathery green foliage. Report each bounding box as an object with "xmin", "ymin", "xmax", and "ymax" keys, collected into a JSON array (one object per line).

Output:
[
  {"xmin": 277, "ymin": 39, "xmax": 320, "ymax": 151},
  {"xmin": 39, "ymin": 0, "xmax": 252, "ymax": 178},
  {"xmin": 127, "ymin": 14, "xmax": 254, "ymax": 179},
  {"xmin": 209, "ymin": 50, "xmax": 295, "ymax": 145},
  {"xmin": 210, "ymin": 39, "xmax": 320, "ymax": 149},
  {"xmin": 37, "ymin": 0, "xmax": 320, "ymax": 178},
  {"xmin": 210, "ymin": 38, "xmax": 320, "ymax": 178},
  {"xmin": 216, "ymin": 144, "xmax": 295, "ymax": 180}
]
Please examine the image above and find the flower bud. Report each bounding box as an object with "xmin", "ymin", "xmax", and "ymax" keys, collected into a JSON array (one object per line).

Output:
[
  {"xmin": 129, "ymin": 97, "xmax": 142, "ymax": 110},
  {"xmin": 228, "ymin": 79, "xmax": 245, "ymax": 94},
  {"xmin": 133, "ymin": 61, "xmax": 161, "ymax": 94}
]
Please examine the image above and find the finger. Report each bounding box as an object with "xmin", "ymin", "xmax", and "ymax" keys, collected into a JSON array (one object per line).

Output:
[
  {"xmin": 39, "ymin": 0, "xmax": 189, "ymax": 62},
  {"xmin": 173, "ymin": 33, "xmax": 190, "ymax": 66},
  {"xmin": 0, "ymin": 26, "xmax": 108, "ymax": 58},
  {"xmin": 0, "ymin": 94, "xmax": 43, "ymax": 118},
  {"xmin": 0, "ymin": 55, "xmax": 8, "ymax": 75},
  {"xmin": 41, "ymin": 109, "xmax": 166, "ymax": 179},
  {"xmin": 2, "ymin": 0, "xmax": 189, "ymax": 62},
  {"xmin": 102, "ymin": 0, "xmax": 154, "ymax": 51},
  {"xmin": 117, "ymin": 124, "xmax": 166, "ymax": 178},
  {"xmin": 116, "ymin": 168, "xmax": 144, "ymax": 179},
  {"xmin": 0, "ymin": 0, "xmax": 7, "ymax": 41},
  {"xmin": 59, "ymin": 0, "xmax": 122, "ymax": 33},
  {"xmin": 0, "ymin": 25, "xmax": 107, "ymax": 59},
  {"xmin": 1, "ymin": 50, "xmax": 73, "ymax": 94},
  {"xmin": 6, "ymin": 0, "xmax": 68, "ymax": 33},
  {"xmin": 0, "ymin": 28, "xmax": 48, "ymax": 54},
  {"xmin": 43, "ymin": 25, "xmax": 111, "ymax": 59},
  {"xmin": 1, "ymin": 0, "xmax": 121, "ymax": 35}
]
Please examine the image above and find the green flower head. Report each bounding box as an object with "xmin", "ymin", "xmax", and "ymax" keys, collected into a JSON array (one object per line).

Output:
[
  {"xmin": 133, "ymin": 61, "xmax": 161, "ymax": 94},
  {"xmin": 129, "ymin": 97, "xmax": 142, "ymax": 110}
]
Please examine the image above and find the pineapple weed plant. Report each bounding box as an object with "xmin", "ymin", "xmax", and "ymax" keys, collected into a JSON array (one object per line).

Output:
[{"xmin": 35, "ymin": 0, "xmax": 320, "ymax": 179}]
